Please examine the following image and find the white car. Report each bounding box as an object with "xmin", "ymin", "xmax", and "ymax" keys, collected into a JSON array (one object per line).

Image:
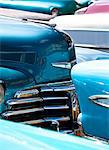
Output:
[{"xmin": 50, "ymin": 13, "xmax": 109, "ymax": 63}]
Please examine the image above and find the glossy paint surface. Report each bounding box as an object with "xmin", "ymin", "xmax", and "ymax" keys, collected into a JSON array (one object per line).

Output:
[
  {"xmin": 71, "ymin": 60, "xmax": 109, "ymax": 139},
  {"xmin": 75, "ymin": 47, "xmax": 109, "ymax": 63},
  {"xmin": 0, "ymin": 16, "xmax": 74, "ymax": 85},
  {"xmin": 75, "ymin": 0, "xmax": 91, "ymax": 6},
  {"xmin": 0, "ymin": 0, "xmax": 77, "ymax": 15},
  {"xmin": 0, "ymin": 119, "xmax": 109, "ymax": 150},
  {"xmin": 84, "ymin": 1, "xmax": 109, "ymax": 14},
  {"xmin": 50, "ymin": 13, "xmax": 109, "ymax": 30},
  {"xmin": 0, "ymin": 15, "xmax": 75, "ymax": 114}
]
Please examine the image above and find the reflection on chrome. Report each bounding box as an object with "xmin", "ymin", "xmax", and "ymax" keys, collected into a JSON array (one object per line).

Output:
[
  {"xmin": 0, "ymin": 83, "xmax": 5, "ymax": 104},
  {"xmin": 89, "ymin": 95, "xmax": 109, "ymax": 108}
]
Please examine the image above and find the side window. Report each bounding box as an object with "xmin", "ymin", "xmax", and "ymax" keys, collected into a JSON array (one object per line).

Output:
[
  {"xmin": 0, "ymin": 52, "xmax": 35, "ymax": 64},
  {"xmin": 24, "ymin": 53, "xmax": 35, "ymax": 64},
  {"xmin": 0, "ymin": 53, "xmax": 21, "ymax": 61}
]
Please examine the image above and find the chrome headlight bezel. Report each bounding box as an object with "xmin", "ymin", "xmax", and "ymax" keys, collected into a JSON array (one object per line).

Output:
[{"xmin": 0, "ymin": 81, "xmax": 5, "ymax": 104}]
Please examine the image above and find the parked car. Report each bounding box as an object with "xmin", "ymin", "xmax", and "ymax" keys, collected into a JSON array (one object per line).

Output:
[
  {"xmin": 0, "ymin": 0, "xmax": 77, "ymax": 16},
  {"xmin": 75, "ymin": 0, "xmax": 92, "ymax": 7},
  {"xmin": 0, "ymin": 13, "xmax": 76, "ymax": 133},
  {"xmin": 50, "ymin": 13, "xmax": 109, "ymax": 63},
  {"xmin": 0, "ymin": 0, "xmax": 93, "ymax": 16},
  {"xmin": 75, "ymin": 0, "xmax": 109, "ymax": 14},
  {"xmin": 71, "ymin": 60, "xmax": 109, "ymax": 141},
  {"xmin": 1, "ymin": 119, "xmax": 109, "ymax": 150}
]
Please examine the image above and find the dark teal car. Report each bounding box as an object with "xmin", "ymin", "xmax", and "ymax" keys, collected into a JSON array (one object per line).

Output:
[
  {"xmin": 1, "ymin": 119, "xmax": 109, "ymax": 150},
  {"xmin": 0, "ymin": 14, "xmax": 76, "ymax": 133},
  {"xmin": 0, "ymin": 0, "xmax": 92, "ymax": 16}
]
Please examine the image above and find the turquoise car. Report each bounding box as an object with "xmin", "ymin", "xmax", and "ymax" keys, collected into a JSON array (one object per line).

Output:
[
  {"xmin": 75, "ymin": 0, "xmax": 92, "ymax": 7},
  {"xmin": 0, "ymin": 14, "xmax": 76, "ymax": 133},
  {"xmin": 0, "ymin": 0, "xmax": 77, "ymax": 15},
  {"xmin": 0, "ymin": 119, "xmax": 109, "ymax": 150},
  {"xmin": 71, "ymin": 60, "xmax": 109, "ymax": 141},
  {"xmin": 0, "ymin": 0, "xmax": 92, "ymax": 16}
]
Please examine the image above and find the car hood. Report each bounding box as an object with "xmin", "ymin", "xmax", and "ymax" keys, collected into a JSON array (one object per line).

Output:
[
  {"xmin": 0, "ymin": 16, "xmax": 56, "ymax": 46},
  {"xmin": 0, "ymin": 16, "xmax": 75, "ymax": 84},
  {"xmin": 0, "ymin": 119, "xmax": 108, "ymax": 150}
]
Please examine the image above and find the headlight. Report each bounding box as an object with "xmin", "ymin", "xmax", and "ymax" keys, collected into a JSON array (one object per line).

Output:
[
  {"xmin": 0, "ymin": 83, "xmax": 5, "ymax": 104},
  {"xmin": 51, "ymin": 8, "xmax": 59, "ymax": 16}
]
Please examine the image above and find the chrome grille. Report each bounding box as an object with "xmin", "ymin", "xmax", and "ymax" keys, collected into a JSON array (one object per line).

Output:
[{"xmin": 2, "ymin": 81, "xmax": 75, "ymax": 133}]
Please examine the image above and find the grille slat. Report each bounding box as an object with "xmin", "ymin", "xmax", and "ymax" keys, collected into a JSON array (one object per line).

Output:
[
  {"xmin": 2, "ymin": 108, "xmax": 44, "ymax": 122},
  {"xmin": 2, "ymin": 81, "xmax": 74, "ymax": 132},
  {"xmin": 6, "ymin": 97, "xmax": 43, "ymax": 110}
]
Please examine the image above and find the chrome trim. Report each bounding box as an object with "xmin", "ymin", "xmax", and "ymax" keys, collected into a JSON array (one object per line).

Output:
[
  {"xmin": 45, "ymin": 116, "xmax": 70, "ymax": 122},
  {"xmin": 7, "ymin": 97, "xmax": 43, "ymax": 106},
  {"xmin": 51, "ymin": 120, "xmax": 59, "ymax": 132},
  {"xmin": 75, "ymin": 43, "xmax": 109, "ymax": 49},
  {"xmin": 22, "ymin": 116, "xmax": 70, "ymax": 125},
  {"xmin": 0, "ymin": 83, "xmax": 5, "ymax": 104},
  {"xmin": 44, "ymin": 105, "xmax": 69, "ymax": 110},
  {"xmin": 52, "ymin": 60, "xmax": 76, "ymax": 69},
  {"xmin": 2, "ymin": 108, "xmax": 44, "ymax": 116},
  {"xmin": 61, "ymin": 130, "xmax": 73, "ymax": 134},
  {"xmin": 43, "ymin": 97, "xmax": 68, "ymax": 100},
  {"xmin": 22, "ymin": 119, "xmax": 45, "ymax": 125},
  {"xmin": 27, "ymin": 80, "xmax": 73, "ymax": 88},
  {"xmin": 89, "ymin": 95, "xmax": 109, "ymax": 108},
  {"xmin": 77, "ymin": 113, "xmax": 82, "ymax": 125},
  {"xmin": 14, "ymin": 89, "xmax": 39, "ymax": 98},
  {"xmin": 2, "ymin": 80, "xmax": 74, "ymax": 132},
  {"xmin": 41, "ymin": 85, "xmax": 74, "ymax": 92},
  {"xmin": 64, "ymin": 28, "xmax": 109, "ymax": 32},
  {"xmin": 14, "ymin": 80, "xmax": 74, "ymax": 94}
]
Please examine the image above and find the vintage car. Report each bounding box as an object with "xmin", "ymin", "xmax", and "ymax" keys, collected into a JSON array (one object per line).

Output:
[
  {"xmin": 50, "ymin": 13, "xmax": 109, "ymax": 63},
  {"xmin": 75, "ymin": 0, "xmax": 109, "ymax": 14},
  {"xmin": 0, "ymin": 0, "xmax": 93, "ymax": 16},
  {"xmin": 0, "ymin": 13, "xmax": 77, "ymax": 133},
  {"xmin": 1, "ymin": 119, "xmax": 109, "ymax": 150},
  {"xmin": 0, "ymin": 0, "xmax": 77, "ymax": 16},
  {"xmin": 71, "ymin": 60, "xmax": 109, "ymax": 141},
  {"xmin": 75, "ymin": 0, "xmax": 92, "ymax": 7}
]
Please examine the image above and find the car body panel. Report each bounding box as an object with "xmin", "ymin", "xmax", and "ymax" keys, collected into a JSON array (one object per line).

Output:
[
  {"xmin": 71, "ymin": 60, "xmax": 109, "ymax": 139},
  {"xmin": 75, "ymin": 47, "xmax": 109, "ymax": 63},
  {"xmin": 50, "ymin": 13, "xmax": 109, "ymax": 30},
  {"xmin": 76, "ymin": 1, "xmax": 109, "ymax": 14},
  {"xmin": 75, "ymin": 0, "xmax": 91, "ymax": 6},
  {"xmin": 0, "ymin": 16, "xmax": 74, "ymax": 85},
  {"xmin": 0, "ymin": 119, "xmax": 109, "ymax": 150}
]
